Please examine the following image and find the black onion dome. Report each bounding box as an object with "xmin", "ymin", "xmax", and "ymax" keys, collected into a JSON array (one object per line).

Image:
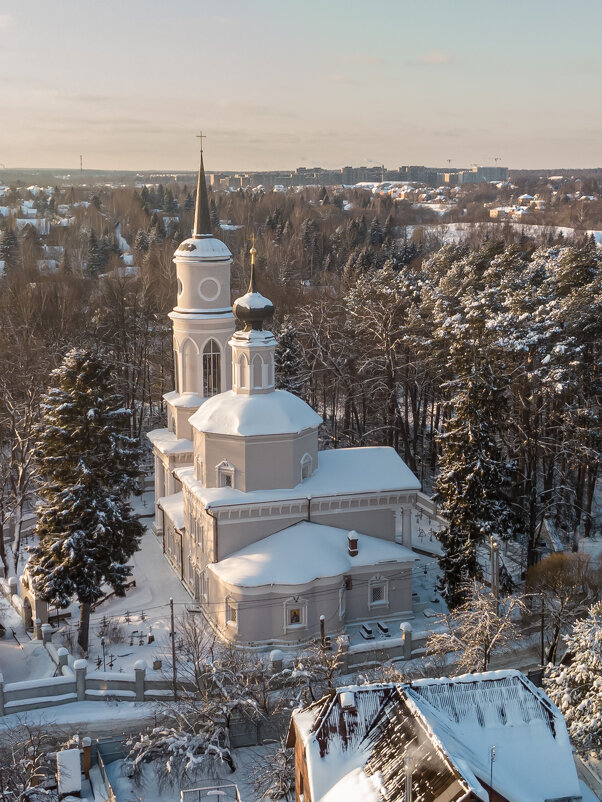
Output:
[{"xmin": 233, "ymin": 244, "xmax": 274, "ymax": 331}]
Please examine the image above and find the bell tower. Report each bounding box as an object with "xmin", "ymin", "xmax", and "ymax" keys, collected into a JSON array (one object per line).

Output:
[
  {"xmin": 230, "ymin": 239, "xmax": 276, "ymax": 395},
  {"xmin": 164, "ymin": 134, "xmax": 236, "ymax": 440}
]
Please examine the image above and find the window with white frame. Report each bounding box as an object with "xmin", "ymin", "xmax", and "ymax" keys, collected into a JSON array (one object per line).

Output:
[
  {"xmin": 200, "ymin": 570, "xmax": 208, "ymax": 602},
  {"xmin": 226, "ymin": 598, "xmax": 238, "ymax": 627},
  {"xmin": 203, "ymin": 339, "xmax": 221, "ymax": 397},
  {"xmin": 300, "ymin": 453, "xmax": 313, "ymax": 481},
  {"xmin": 369, "ymin": 576, "xmax": 389, "ymax": 607},
  {"xmin": 216, "ymin": 460, "xmax": 235, "ymax": 489},
  {"xmin": 284, "ymin": 598, "xmax": 307, "ymax": 630}
]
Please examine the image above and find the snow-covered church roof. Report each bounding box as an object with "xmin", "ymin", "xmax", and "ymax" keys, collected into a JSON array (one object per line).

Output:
[
  {"xmin": 189, "ymin": 388, "xmax": 322, "ymax": 437},
  {"xmin": 175, "ymin": 235, "xmax": 232, "ymax": 260},
  {"xmin": 176, "ymin": 446, "xmax": 421, "ymax": 509},
  {"xmin": 207, "ymin": 521, "xmax": 416, "ymax": 588}
]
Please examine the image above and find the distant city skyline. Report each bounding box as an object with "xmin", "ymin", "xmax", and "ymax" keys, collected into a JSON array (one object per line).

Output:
[{"xmin": 1, "ymin": 0, "xmax": 601, "ymax": 171}]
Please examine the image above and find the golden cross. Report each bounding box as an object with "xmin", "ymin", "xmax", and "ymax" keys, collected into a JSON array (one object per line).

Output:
[{"xmin": 196, "ymin": 130, "xmax": 206, "ymax": 154}]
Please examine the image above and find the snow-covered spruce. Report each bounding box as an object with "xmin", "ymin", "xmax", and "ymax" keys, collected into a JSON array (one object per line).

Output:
[
  {"xmin": 544, "ymin": 601, "xmax": 602, "ymax": 756},
  {"xmin": 28, "ymin": 348, "xmax": 144, "ymax": 652},
  {"xmin": 435, "ymin": 367, "xmax": 516, "ymax": 608}
]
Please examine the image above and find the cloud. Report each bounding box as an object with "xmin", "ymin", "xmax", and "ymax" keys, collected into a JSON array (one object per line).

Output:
[
  {"xmin": 417, "ymin": 49, "xmax": 455, "ymax": 65},
  {"xmin": 0, "ymin": 13, "xmax": 14, "ymax": 30}
]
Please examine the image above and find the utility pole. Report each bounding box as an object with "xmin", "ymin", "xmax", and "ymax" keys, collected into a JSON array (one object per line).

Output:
[
  {"xmin": 540, "ymin": 594, "xmax": 545, "ymax": 665},
  {"xmin": 490, "ymin": 536, "xmax": 499, "ymax": 608},
  {"xmin": 80, "ymin": 154, "xmax": 83, "ymax": 173},
  {"xmin": 170, "ymin": 597, "xmax": 178, "ymax": 700}
]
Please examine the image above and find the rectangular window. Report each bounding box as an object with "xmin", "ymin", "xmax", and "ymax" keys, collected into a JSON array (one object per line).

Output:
[
  {"xmin": 370, "ymin": 581, "xmax": 388, "ymax": 606},
  {"xmin": 226, "ymin": 600, "xmax": 237, "ymax": 626}
]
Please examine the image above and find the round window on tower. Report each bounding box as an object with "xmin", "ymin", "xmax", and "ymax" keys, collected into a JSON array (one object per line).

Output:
[
  {"xmin": 199, "ymin": 277, "xmax": 220, "ymax": 302},
  {"xmin": 177, "ymin": 277, "xmax": 183, "ymax": 296}
]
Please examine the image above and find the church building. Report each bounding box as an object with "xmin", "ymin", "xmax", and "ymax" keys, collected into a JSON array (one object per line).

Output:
[{"xmin": 148, "ymin": 147, "xmax": 424, "ymax": 648}]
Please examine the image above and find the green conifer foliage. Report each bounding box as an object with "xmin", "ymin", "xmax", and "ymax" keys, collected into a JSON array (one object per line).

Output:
[
  {"xmin": 435, "ymin": 369, "xmax": 515, "ymax": 608},
  {"xmin": 29, "ymin": 349, "xmax": 144, "ymax": 651}
]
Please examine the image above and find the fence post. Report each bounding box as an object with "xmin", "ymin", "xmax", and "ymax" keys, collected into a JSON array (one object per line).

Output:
[
  {"xmin": 134, "ymin": 660, "xmax": 146, "ymax": 702},
  {"xmin": 336, "ymin": 634, "xmax": 350, "ymax": 672},
  {"xmin": 269, "ymin": 649, "xmax": 284, "ymax": 674},
  {"xmin": 400, "ymin": 622, "xmax": 412, "ymax": 660},
  {"xmin": 0, "ymin": 672, "xmax": 4, "ymax": 716},
  {"xmin": 41, "ymin": 623, "xmax": 53, "ymax": 646},
  {"xmin": 57, "ymin": 647, "xmax": 69, "ymax": 674},
  {"xmin": 7, "ymin": 577, "xmax": 17, "ymax": 598},
  {"xmin": 81, "ymin": 737, "xmax": 91, "ymax": 778},
  {"xmin": 74, "ymin": 659, "xmax": 87, "ymax": 701}
]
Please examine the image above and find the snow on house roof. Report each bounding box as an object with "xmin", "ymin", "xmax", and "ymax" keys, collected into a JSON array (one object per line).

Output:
[
  {"xmin": 147, "ymin": 427, "xmax": 193, "ymax": 456},
  {"xmin": 176, "ymin": 446, "xmax": 421, "ymax": 510},
  {"xmin": 207, "ymin": 521, "xmax": 416, "ymax": 588},
  {"xmin": 293, "ymin": 672, "xmax": 583, "ymax": 802},
  {"xmin": 56, "ymin": 748, "xmax": 82, "ymax": 795},
  {"xmin": 157, "ymin": 491, "xmax": 185, "ymax": 530},
  {"xmin": 406, "ymin": 670, "xmax": 581, "ymax": 802},
  {"xmin": 189, "ymin": 388, "xmax": 322, "ymax": 437}
]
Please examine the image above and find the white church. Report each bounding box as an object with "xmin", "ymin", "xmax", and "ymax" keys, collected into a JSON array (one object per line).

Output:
[{"xmin": 148, "ymin": 149, "xmax": 428, "ymax": 648}]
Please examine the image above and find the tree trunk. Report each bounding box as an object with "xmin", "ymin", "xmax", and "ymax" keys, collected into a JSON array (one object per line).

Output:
[{"xmin": 78, "ymin": 601, "xmax": 91, "ymax": 653}]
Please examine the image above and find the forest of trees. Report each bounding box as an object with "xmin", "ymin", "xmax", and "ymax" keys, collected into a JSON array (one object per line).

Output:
[{"xmin": 0, "ymin": 179, "xmax": 599, "ymax": 587}]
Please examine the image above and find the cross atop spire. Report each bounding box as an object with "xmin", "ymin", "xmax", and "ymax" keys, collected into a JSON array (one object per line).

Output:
[
  {"xmin": 248, "ymin": 234, "xmax": 258, "ymax": 293},
  {"xmin": 193, "ymin": 131, "xmax": 212, "ymax": 238}
]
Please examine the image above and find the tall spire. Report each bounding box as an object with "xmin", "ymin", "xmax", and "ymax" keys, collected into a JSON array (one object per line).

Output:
[
  {"xmin": 248, "ymin": 233, "xmax": 258, "ymax": 293},
  {"xmin": 193, "ymin": 131, "xmax": 212, "ymax": 237},
  {"xmin": 232, "ymin": 238, "xmax": 274, "ymax": 332}
]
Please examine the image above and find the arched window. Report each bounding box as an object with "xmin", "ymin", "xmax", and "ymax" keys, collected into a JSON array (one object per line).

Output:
[
  {"xmin": 181, "ymin": 339, "xmax": 197, "ymax": 393},
  {"xmin": 237, "ymin": 353, "xmax": 248, "ymax": 388},
  {"xmin": 203, "ymin": 339, "xmax": 221, "ymax": 397},
  {"xmin": 252, "ymin": 354, "xmax": 264, "ymax": 389},
  {"xmin": 301, "ymin": 453, "xmax": 313, "ymax": 480}
]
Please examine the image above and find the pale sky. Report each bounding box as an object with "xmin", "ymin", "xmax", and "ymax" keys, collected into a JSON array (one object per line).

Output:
[{"xmin": 1, "ymin": 0, "xmax": 601, "ymax": 171}]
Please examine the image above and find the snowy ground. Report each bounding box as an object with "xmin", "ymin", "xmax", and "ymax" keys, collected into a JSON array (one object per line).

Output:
[
  {"xmin": 0, "ymin": 700, "xmax": 160, "ymax": 740},
  {"xmin": 53, "ymin": 490, "xmax": 195, "ymax": 675},
  {"xmin": 105, "ymin": 746, "xmax": 273, "ymax": 802},
  {"xmin": 0, "ymin": 591, "xmax": 56, "ymax": 683}
]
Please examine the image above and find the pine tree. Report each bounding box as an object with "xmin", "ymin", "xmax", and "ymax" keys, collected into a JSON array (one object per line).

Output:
[
  {"xmin": 209, "ymin": 197, "xmax": 220, "ymax": 230},
  {"xmin": 435, "ymin": 368, "xmax": 515, "ymax": 608},
  {"xmin": 544, "ymin": 602, "xmax": 602, "ymax": 756},
  {"xmin": 275, "ymin": 324, "xmax": 304, "ymax": 396},
  {"xmin": 59, "ymin": 250, "xmax": 72, "ymax": 276},
  {"xmin": 134, "ymin": 229, "xmax": 150, "ymax": 254},
  {"xmin": 28, "ymin": 349, "xmax": 144, "ymax": 651},
  {"xmin": 0, "ymin": 229, "xmax": 20, "ymax": 276}
]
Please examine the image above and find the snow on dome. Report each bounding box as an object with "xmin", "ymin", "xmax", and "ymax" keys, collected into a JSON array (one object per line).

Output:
[
  {"xmin": 189, "ymin": 389, "xmax": 322, "ymax": 437},
  {"xmin": 175, "ymin": 235, "xmax": 232, "ymax": 260},
  {"xmin": 234, "ymin": 290, "xmax": 273, "ymax": 312}
]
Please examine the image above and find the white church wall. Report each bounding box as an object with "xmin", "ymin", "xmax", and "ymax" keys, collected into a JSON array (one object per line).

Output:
[{"xmin": 311, "ymin": 508, "xmax": 395, "ymax": 540}]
